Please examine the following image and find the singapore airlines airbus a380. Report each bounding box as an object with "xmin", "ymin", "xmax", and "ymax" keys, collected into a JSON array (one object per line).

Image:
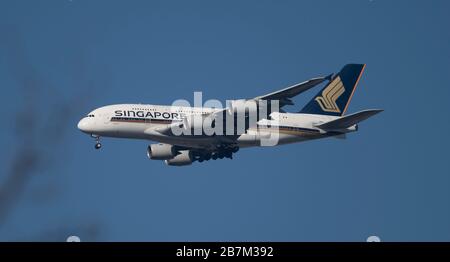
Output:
[{"xmin": 77, "ymin": 64, "xmax": 382, "ymax": 166}]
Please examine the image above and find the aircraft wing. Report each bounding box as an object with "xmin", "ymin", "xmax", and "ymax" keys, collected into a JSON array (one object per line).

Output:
[
  {"xmin": 195, "ymin": 74, "xmax": 332, "ymax": 125},
  {"xmin": 154, "ymin": 74, "xmax": 332, "ymax": 137},
  {"xmin": 153, "ymin": 121, "xmax": 183, "ymax": 135},
  {"xmin": 253, "ymin": 74, "xmax": 332, "ymax": 108}
]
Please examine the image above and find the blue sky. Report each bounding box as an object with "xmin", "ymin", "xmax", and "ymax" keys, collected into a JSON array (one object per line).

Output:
[{"xmin": 0, "ymin": 0, "xmax": 449, "ymax": 241}]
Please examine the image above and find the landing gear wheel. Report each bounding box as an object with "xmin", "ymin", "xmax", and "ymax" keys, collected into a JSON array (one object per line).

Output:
[
  {"xmin": 92, "ymin": 135, "xmax": 101, "ymax": 150},
  {"xmin": 225, "ymin": 151, "xmax": 233, "ymax": 159}
]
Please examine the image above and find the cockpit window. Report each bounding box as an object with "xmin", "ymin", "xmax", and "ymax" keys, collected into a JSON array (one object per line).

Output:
[{"xmin": 87, "ymin": 114, "xmax": 95, "ymax": 117}]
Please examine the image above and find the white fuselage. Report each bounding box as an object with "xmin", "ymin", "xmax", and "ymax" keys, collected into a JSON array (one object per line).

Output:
[{"xmin": 77, "ymin": 104, "xmax": 349, "ymax": 150}]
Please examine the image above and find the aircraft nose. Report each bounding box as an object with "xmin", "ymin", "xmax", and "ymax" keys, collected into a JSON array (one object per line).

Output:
[{"xmin": 77, "ymin": 118, "xmax": 90, "ymax": 133}]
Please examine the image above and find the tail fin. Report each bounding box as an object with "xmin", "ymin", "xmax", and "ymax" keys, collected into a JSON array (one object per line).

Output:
[{"xmin": 299, "ymin": 64, "xmax": 366, "ymax": 116}]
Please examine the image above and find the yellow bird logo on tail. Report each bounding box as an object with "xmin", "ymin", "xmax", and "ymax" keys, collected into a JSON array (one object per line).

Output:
[{"xmin": 315, "ymin": 76, "xmax": 345, "ymax": 113}]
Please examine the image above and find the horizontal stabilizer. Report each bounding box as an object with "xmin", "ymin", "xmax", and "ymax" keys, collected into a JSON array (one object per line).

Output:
[{"xmin": 315, "ymin": 109, "xmax": 383, "ymax": 131}]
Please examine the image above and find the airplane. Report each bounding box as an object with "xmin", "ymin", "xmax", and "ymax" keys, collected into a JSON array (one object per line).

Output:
[{"xmin": 77, "ymin": 64, "xmax": 382, "ymax": 166}]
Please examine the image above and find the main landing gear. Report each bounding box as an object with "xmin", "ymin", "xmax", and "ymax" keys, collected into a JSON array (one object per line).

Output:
[
  {"xmin": 195, "ymin": 146, "xmax": 239, "ymax": 163},
  {"xmin": 91, "ymin": 134, "xmax": 102, "ymax": 150}
]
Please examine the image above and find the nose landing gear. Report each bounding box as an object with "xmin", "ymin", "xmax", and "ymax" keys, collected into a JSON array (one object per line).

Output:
[{"xmin": 91, "ymin": 134, "xmax": 102, "ymax": 150}]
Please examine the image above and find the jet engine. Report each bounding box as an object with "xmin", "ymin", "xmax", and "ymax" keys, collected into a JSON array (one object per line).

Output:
[
  {"xmin": 165, "ymin": 150, "xmax": 193, "ymax": 166},
  {"xmin": 147, "ymin": 143, "xmax": 177, "ymax": 160}
]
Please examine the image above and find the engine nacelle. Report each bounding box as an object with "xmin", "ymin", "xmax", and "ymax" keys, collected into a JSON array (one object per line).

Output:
[
  {"xmin": 165, "ymin": 150, "xmax": 193, "ymax": 166},
  {"xmin": 147, "ymin": 143, "xmax": 177, "ymax": 160}
]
